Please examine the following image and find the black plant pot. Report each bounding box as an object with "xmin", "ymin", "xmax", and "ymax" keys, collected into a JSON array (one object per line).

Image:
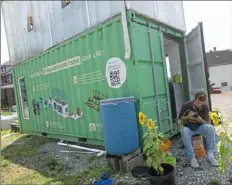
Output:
[{"xmin": 147, "ymin": 163, "xmax": 175, "ymax": 185}]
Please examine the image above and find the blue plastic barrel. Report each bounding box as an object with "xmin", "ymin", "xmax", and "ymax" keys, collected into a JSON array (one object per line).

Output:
[{"xmin": 100, "ymin": 96, "xmax": 139, "ymax": 155}]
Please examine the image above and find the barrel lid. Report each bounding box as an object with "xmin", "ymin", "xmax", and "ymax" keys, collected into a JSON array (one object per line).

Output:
[{"xmin": 100, "ymin": 96, "xmax": 135, "ymax": 105}]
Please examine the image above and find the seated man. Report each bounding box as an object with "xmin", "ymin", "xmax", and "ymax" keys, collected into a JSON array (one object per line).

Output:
[{"xmin": 179, "ymin": 91, "xmax": 218, "ymax": 168}]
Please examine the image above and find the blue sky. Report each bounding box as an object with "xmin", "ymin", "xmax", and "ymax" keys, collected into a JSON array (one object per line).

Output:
[{"xmin": 1, "ymin": 1, "xmax": 232, "ymax": 64}]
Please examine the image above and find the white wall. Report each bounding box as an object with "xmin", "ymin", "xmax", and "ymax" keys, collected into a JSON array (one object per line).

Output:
[
  {"xmin": 231, "ymin": 5, "xmax": 232, "ymax": 50},
  {"xmin": 209, "ymin": 64, "xmax": 232, "ymax": 91},
  {"xmin": 165, "ymin": 40, "xmax": 182, "ymax": 77},
  {"xmin": 164, "ymin": 39, "xmax": 185, "ymax": 116}
]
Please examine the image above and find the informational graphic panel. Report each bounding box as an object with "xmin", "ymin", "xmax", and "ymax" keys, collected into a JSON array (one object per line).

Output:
[{"xmin": 105, "ymin": 57, "xmax": 127, "ymax": 89}]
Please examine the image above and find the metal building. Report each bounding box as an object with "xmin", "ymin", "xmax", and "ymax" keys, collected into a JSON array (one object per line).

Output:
[{"xmin": 2, "ymin": 1, "xmax": 186, "ymax": 65}]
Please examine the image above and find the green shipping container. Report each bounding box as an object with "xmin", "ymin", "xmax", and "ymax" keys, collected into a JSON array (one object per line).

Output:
[{"xmin": 13, "ymin": 10, "xmax": 210, "ymax": 146}]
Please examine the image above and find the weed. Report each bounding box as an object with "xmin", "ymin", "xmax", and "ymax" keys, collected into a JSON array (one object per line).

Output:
[
  {"xmin": 87, "ymin": 156, "xmax": 98, "ymax": 163},
  {"xmin": 75, "ymin": 165, "xmax": 113, "ymax": 182},
  {"xmin": 209, "ymin": 179, "xmax": 221, "ymax": 185},
  {"xmin": 1, "ymin": 158, "xmax": 11, "ymax": 168},
  {"xmin": 49, "ymin": 165, "xmax": 113, "ymax": 185},
  {"xmin": 45, "ymin": 157, "xmax": 66, "ymax": 178},
  {"xmin": 46, "ymin": 158, "xmax": 60, "ymax": 171}
]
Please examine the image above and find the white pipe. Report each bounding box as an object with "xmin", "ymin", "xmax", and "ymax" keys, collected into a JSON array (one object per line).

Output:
[
  {"xmin": 122, "ymin": 1, "xmax": 131, "ymax": 60},
  {"xmin": 85, "ymin": 1, "xmax": 91, "ymax": 28},
  {"xmin": 57, "ymin": 142, "xmax": 106, "ymax": 157},
  {"xmin": 60, "ymin": 150, "xmax": 95, "ymax": 154}
]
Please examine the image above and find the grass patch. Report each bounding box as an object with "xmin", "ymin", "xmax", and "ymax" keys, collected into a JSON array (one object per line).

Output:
[
  {"xmin": 2, "ymin": 165, "xmax": 54, "ymax": 185},
  {"xmin": 1, "ymin": 135, "xmax": 50, "ymax": 160},
  {"xmin": 75, "ymin": 165, "xmax": 112, "ymax": 181},
  {"xmin": 1, "ymin": 158, "xmax": 11, "ymax": 168},
  {"xmin": 1, "ymin": 134, "xmax": 111, "ymax": 185},
  {"xmin": 54, "ymin": 165, "xmax": 113, "ymax": 185},
  {"xmin": 2, "ymin": 145, "xmax": 40, "ymax": 159},
  {"xmin": 1, "ymin": 111, "xmax": 12, "ymax": 116},
  {"xmin": 1, "ymin": 129, "xmax": 11, "ymax": 136}
]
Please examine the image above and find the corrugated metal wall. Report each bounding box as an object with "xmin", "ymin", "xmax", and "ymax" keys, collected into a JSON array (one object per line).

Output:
[
  {"xmin": 2, "ymin": 1, "xmax": 186, "ymax": 65},
  {"xmin": 13, "ymin": 13, "xmax": 182, "ymax": 143}
]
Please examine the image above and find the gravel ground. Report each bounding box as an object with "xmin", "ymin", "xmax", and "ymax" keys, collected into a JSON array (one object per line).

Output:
[
  {"xmin": 37, "ymin": 140, "xmax": 149, "ymax": 185},
  {"xmin": 32, "ymin": 135, "xmax": 231, "ymax": 185},
  {"xmin": 114, "ymin": 92, "xmax": 232, "ymax": 185},
  {"xmin": 172, "ymin": 136, "xmax": 232, "ymax": 185},
  {"xmin": 4, "ymin": 92, "xmax": 231, "ymax": 185},
  {"xmin": 112, "ymin": 135, "xmax": 232, "ymax": 185},
  {"xmin": 39, "ymin": 141, "xmax": 107, "ymax": 176}
]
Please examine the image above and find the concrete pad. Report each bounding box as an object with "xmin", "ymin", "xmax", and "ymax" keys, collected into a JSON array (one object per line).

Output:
[{"xmin": 211, "ymin": 91, "xmax": 232, "ymax": 135}]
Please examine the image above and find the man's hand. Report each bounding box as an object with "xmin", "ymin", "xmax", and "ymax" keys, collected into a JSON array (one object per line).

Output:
[
  {"xmin": 188, "ymin": 115, "xmax": 196, "ymax": 121},
  {"xmin": 195, "ymin": 116, "xmax": 204, "ymax": 124},
  {"xmin": 181, "ymin": 115, "xmax": 196, "ymax": 121}
]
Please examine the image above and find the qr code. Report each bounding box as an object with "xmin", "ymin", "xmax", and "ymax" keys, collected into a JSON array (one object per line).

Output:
[{"xmin": 110, "ymin": 70, "xmax": 121, "ymax": 86}]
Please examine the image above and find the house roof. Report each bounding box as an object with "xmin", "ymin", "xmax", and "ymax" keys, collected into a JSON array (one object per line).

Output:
[
  {"xmin": 206, "ymin": 49, "xmax": 232, "ymax": 67},
  {"xmin": 1, "ymin": 60, "xmax": 12, "ymax": 76}
]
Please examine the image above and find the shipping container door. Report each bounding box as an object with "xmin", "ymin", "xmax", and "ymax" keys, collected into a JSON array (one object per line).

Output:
[
  {"xmin": 129, "ymin": 22, "xmax": 174, "ymax": 137},
  {"xmin": 147, "ymin": 27, "xmax": 174, "ymax": 135},
  {"xmin": 185, "ymin": 23, "xmax": 210, "ymax": 104},
  {"xmin": 16, "ymin": 76, "xmax": 31, "ymax": 132}
]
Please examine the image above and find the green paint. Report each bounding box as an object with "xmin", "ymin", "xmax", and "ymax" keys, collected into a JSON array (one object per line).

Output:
[{"xmin": 13, "ymin": 10, "xmax": 187, "ymax": 145}]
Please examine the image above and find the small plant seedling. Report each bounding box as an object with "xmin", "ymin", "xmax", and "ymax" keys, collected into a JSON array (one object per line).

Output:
[{"xmin": 209, "ymin": 179, "xmax": 221, "ymax": 185}]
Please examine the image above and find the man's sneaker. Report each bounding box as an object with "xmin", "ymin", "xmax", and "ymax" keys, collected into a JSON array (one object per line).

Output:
[
  {"xmin": 208, "ymin": 156, "xmax": 219, "ymax": 167},
  {"xmin": 191, "ymin": 158, "xmax": 200, "ymax": 168}
]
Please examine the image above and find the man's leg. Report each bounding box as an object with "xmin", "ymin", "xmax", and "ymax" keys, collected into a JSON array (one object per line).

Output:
[
  {"xmin": 181, "ymin": 127, "xmax": 200, "ymax": 168},
  {"xmin": 196, "ymin": 123, "xmax": 219, "ymax": 166},
  {"xmin": 196, "ymin": 123, "xmax": 216, "ymax": 154},
  {"xmin": 181, "ymin": 127, "xmax": 195, "ymax": 158}
]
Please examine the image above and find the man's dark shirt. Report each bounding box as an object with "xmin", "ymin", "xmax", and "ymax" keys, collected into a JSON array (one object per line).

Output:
[{"xmin": 178, "ymin": 101, "xmax": 209, "ymax": 131}]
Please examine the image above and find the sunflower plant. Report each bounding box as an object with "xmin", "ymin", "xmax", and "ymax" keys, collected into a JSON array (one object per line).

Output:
[
  {"xmin": 209, "ymin": 110, "xmax": 223, "ymax": 126},
  {"xmin": 211, "ymin": 110, "xmax": 232, "ymax": 174},
  {"xmin": 138, "ymin": 112, "xmax": 166, "ymax": 175}
]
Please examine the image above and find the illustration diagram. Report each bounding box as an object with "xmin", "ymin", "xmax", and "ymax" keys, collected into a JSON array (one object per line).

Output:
[
  {"xmin": 85, "ymin": 90, "xmax": 108, "ymax": 112},
  {"xmin": 32, "ymin": 88, "xmax": 83, "ymax": 120},
  {"xmin": 52, "ymin": 98, "xmax": 69, "ymax": 118},
  {"xmin": 32, "ymin": 99, "xmax": 41, "ymax": 115}
]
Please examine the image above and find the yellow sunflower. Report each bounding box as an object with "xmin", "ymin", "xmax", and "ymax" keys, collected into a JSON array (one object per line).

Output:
[
  {"xmin": 138, "ymin": 112, "xmax": 146, "ymax": 126},
  {"xmin": 147, "ymin": 119, "xmax": 154, "ymax": 129},
  {"xmin": 209, "ymin": 112, "xmax": 219, "ymax": 125},
  {"xmin": 229, "ymin": 156, "xmax": 232, "ymax": 164}
]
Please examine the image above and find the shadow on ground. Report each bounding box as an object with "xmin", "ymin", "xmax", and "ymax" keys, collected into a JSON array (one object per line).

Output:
[{"xmin": 1, "ymin": 134, "xmax": 111, "ymax": 185}]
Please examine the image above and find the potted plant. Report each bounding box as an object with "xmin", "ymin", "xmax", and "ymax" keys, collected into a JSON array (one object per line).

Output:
[
  {"xmin": 138, "ymin": 112, "xmax": 176, "ymax": 185},
  {"xmin": 210, "ymin": 110, "xmax": 232, "ymax": 174}
]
